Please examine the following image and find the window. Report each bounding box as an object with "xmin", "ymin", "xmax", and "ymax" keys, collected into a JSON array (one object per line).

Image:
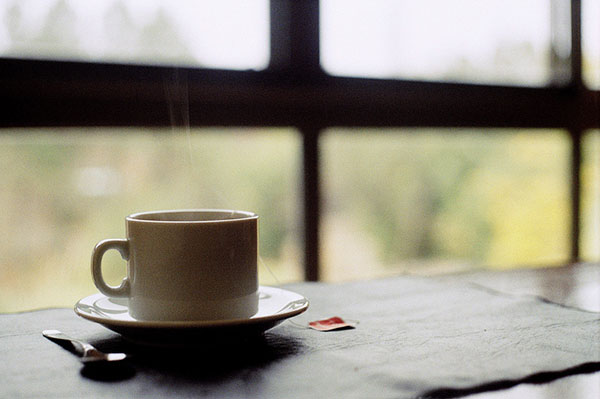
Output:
[
  {"xmin": 321, "ymin": 0, "xmax": 563, "ymax": 86},
  {"xmin": 583, "ymin": 0, "xmax": 600, "ymax": 88},
  {"xmin": 0, "ymin": 128, "xmax": 301, "ymax": 311},
  {"xmin": 0, "ymin": 0, "xmax": 269, "ymax": 70},
  {"xmin": 322, "ymin": 129, "xmax": 570, "ymax": 280},
  {"xmin": 1, "ymin": 0, "xmax": 598, "ymax": 311},
  {"xmin": 582, "ymin": 130, "xmax": 600, "ymax": 260}
]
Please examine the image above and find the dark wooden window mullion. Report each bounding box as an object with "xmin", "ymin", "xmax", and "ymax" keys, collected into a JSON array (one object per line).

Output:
[
  {"xmin": 270, "ymin": 0, "xmax": 322, "ymax": 280},
  {"xmin": 570, "ymin": 129, "xmax": 582, "ymax": 263},
  {"xmin": 569, "ymin": 0, "xmax": 583, "ymax": 263},
  {"xmin": 269, "ymin": 0, "xmax": 321, "ymax": 74},
  {"xmin": 569, "ymin": 0, "xmax": 583, "ymax": 89},
  {"xmin": 302, "ymin": 127, "xmax": 321, "ymax": 281}
]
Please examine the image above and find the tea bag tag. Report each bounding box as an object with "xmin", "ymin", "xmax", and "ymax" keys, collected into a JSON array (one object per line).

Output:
[{"xmin": 308, "ymin": 316, "xmax": 357, "ymax": 332}]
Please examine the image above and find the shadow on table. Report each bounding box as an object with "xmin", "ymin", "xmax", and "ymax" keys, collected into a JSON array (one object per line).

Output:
[
  {"xmin": 85, "ymin": 330, "xmax": 305, "ymax": 384},
  {"xmin": 80, "ymin": 360, "xmax": 137, "ymax": 382},
  {"xmin": 420, "ymin": 362, "xmax": 600, "ymax": 399}
]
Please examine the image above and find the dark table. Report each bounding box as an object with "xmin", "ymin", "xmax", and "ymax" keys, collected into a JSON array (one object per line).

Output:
[{"xmin": 1, "ymin": 263, "xmax": 599, "ymax": 398}]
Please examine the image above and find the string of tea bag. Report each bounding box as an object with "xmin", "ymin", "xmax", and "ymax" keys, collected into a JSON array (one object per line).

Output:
[
  {"xmin": 259, "ymin": 257, "xmax": 310, "ymax": 329},
  {"xmin": 259, "ymin": 256, "xmax": 283, "ymax": 286},
  {"xmin": 259, "ymin": 257, "xmax": 358, "ymax": 330}
]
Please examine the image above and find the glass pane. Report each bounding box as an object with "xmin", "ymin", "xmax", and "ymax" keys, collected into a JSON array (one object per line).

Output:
[
  {"xmin": 582, "ymin": 130, "xmax": 600, "ymax": 261},
  {"xmin": 0, "ymin": 128, "xmax": 301, "ymax": 312},
  {"xmin": 583, "ymin": 0, "xmax": 600, "ymax": 88},
  {"xmin": 322, "ymin": 129, "xmax": 570, "ymax": 281},
  {"xmin": 321, "ymin": 0, "xmax": 554, "ymax": 86},
  {"xmin": 0, "ymin": 0, "xmax": 269, "ymax": 70}
]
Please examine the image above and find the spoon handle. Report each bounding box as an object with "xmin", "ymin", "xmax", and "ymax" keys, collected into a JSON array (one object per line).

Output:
[{"xmin": 42, "ymin": 329, "xmax": 95, "ymax": 358}]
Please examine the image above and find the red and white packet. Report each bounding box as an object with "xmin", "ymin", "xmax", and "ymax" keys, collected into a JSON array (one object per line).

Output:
[{"xmin": 308, "ymin": 316, "xmax": 357, "ymax": 332}]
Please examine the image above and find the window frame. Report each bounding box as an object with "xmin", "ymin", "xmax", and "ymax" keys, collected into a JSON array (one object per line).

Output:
[{"xmin": 1, "ymin": 0, "xmax": 598, "ymax": 280}]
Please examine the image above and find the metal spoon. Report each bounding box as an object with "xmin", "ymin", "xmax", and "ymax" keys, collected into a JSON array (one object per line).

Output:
[{"xmin": 42, "ymin": 329, "xmax": 127, "ymax": 364}]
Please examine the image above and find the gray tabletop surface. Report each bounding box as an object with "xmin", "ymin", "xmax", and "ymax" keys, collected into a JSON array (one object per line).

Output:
[{"xmin": 1, "ymin": 271, "xmax": 599, "ymax": 399}]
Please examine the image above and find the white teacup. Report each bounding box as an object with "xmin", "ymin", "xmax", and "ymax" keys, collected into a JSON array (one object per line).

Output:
[{"xmin": 91, "ymin": 209, "xmax": 259, "ymax": 321}]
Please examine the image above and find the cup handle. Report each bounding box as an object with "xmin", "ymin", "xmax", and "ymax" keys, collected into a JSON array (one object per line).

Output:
[{"xmin": 91, "ymin": 239, "xmax": 131, "ymax": 298}]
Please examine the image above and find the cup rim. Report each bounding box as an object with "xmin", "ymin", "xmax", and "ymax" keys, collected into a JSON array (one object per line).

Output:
[{"xmin": 126, "ymin": 209, "xmax": 258, "ymax": 224}]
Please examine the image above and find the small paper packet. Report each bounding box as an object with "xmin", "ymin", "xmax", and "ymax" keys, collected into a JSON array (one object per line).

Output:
[{"xmin": 308, "ymin": 316, "xmax": 357, "ymax": 332}]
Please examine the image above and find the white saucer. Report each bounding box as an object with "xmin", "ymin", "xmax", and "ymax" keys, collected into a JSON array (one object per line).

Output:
[{"xmin": 74, "ymin": 286, "xmax": 308, "ymax": 346}]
